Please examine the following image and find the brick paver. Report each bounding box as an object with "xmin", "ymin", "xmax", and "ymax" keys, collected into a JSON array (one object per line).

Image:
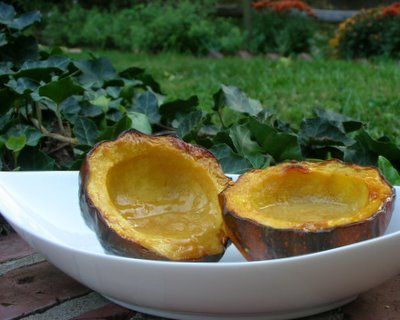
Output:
[
  {"xmin": 0, "ymin": 261, "xmax": 90, "ymax": 320},
  {"xmin": 1, "ymin": 232, "xmax": 399, "ymax": 320},
  {"xmin": 0, "ymin": 233, "xmax": 35, "ymax": 264}
]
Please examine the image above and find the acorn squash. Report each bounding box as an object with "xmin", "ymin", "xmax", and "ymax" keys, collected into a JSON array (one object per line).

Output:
[
  {"xmin": 80, "ymin": 130, "xmax": 230, "ymax": 261},
  {"xmin": 220, "ymin": 160, "xmax": 395, "ymax": 261}
]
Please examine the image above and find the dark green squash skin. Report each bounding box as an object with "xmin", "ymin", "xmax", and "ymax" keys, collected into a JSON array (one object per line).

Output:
[
  {"xmin": 79, "ymin": 130, "xmax": 228, "ymax": 262},
  {"xmin": 220, "ymin": 170, "xmax": 396, "ymax": 261}
]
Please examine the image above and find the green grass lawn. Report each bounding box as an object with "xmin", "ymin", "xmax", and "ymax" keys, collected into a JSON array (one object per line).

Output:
[{"xmin": 77, "ymin": 50, "xmax": 400, "ymax": 140}]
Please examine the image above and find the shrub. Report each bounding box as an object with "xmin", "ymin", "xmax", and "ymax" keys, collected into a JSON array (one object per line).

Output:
[
  {"xmin": 81, "ymin": 8, "xmax": 113, "ymax": 49},
  {"xmin": 111, "ymin": 8, "xmax": 147, "ymax": 52},
  {"xmin": 330, "ymin": 2, "xmax": 400, "ymax": 58},
  {"xmin": 41, "ymin": 5, "xmax": 87, "ymax": 47},
  {"xmin": 39, "ymin": 1, "xmax": 245, "ymax": 55},
  {"xmin": 250, "ymin": 6, "xmax": 315, "ymax": 55},
  {"xmin": 216, "ymin": 20, "xmax": 244, "ymax": 54}
]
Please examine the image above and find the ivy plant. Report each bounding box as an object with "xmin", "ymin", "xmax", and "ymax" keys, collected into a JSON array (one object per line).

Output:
[{"xmin": 1, "ymin": 2, "xmax": 400, "ymax": 186}]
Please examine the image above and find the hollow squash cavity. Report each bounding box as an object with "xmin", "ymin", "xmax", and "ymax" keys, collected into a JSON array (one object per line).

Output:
[
  {"xmin": 81, "ymin": 131, "xmax": 229, "ymax": 261},
  {"xmin": 106, "ymin": 150, "xmax": 221, "ymax": 241},
  {"xmin": 224, "ymin": 161, "xmax": 393, "ymax": 230},
  {"xmin": 251, "ymin": 170, "xmax": 369, "ymax": 226}
]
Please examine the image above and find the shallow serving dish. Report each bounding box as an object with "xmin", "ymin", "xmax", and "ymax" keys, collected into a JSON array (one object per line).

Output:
[{"xmin": 1, "ymin": 171, "xmax": 400, "ymax": 320}]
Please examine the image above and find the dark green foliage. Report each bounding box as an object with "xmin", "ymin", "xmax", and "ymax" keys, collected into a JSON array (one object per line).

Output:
[
  {"xmin": 0, "ymin": 2, "xmax": 164, "ymax": 170},
  {"xmin": 250, "ymin": 11, "xmax": 316, "ymax": 55},
  {"xmin": 39, "ymin": 1, "xmax": 245, "ymax": 55},
  {"xmin": 9, "ymin": 0, "xmax": 137, "ymax": 12},
  {"xmin": 334, "ymin": 8, "xmax": 400, "ymax": 59},
  {"xmin": 0, "ymin": 2, "xmax": 41, "ymax": 65},
  {"xmin": 1, "ymin": 2, "xmax": 400, "ymax": 185}
]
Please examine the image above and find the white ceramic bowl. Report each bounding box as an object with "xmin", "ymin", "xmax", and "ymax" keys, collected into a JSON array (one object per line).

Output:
[{"xmin": 0, "ymin": 171, "xmax": 399, "ymax": 320}]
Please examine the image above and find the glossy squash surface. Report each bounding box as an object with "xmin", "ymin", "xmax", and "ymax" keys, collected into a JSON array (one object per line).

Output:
[
  {"xmin": 80, "ymin": 130, "xmax": 230, "ymax": 261},
  {"xmin": 220, "ymin": 160, "xmax": 395, "ymax": 260}
]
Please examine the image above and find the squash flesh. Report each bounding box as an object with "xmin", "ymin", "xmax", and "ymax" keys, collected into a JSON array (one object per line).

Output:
[
  {"xmin": 86, "ymin": 135, "xmax": 227, "ymax": 260},
  {"xmin": 107, "ymin": 151, "xmax": 220, "ymax": 241},
  {"xmin": 253, "ymin": 170, "xmax": 369, "ymax": 226},
  {"xmin": 225, "ymin": 161, "xmax": 392, "ymax": 230}
]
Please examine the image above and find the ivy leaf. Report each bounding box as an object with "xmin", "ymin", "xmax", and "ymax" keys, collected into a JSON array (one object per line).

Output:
[
  {"xmin": 378, "ymin": 156, "xmax": 400, "ymax": 186},
  {"xmin": 5, "ymin": 135, "xmax": 26, "ymax": 152},
  {"xmin": 0, "ymin": 112, "xmax": 12, "ymax": 131},
  {"xmin": 314, "ymin": 108, "xmax": 363, "ymax": 133},
  {"xmin": 119, "ymin": 66, "xmax": 162, "ymax": 93},
  {"xmin": 24, "ymin": 127, "xmax": 41, "ymax": 146},
  {"xmin": 8, "ymin": 11, "xmax": 41, "ymax": 30},
  {"xmin": 343, "ymin": 142, "xmax": 373, "ymax": 168},
  {"xmin": 127, "ymin": 112, "xmax": 152, "ymax": 134},
  {"xmin": 246, "ymin": 153, "xmax": 270, "ymax": 169},
  {"xmin": 16, "ymin": 56, "xmax": 70, "ymax": 81},
  {"xmin": 0, "ymin": 61, "xmax": 13, "ymax": 76},
  {"xmin": 0, "ymin": 32, "xmax": 7, "ymax": 47},
  {"xmin": 7, "ymin": 125, "xmax": 41, "ymax": 147},
  {"xmin": 0, "ymin": 88, "xmax": 16, "ymax": 115},
  {"xmin": 97, "ymin": 115, "xmax": 132, "ymax": 141},
  {"xmin": 106, "ymin": 109, "xmax": 123, "ymax": 123},
  {"xmin": 74, "ymin": 57, "xmax": 117, "ymax": 86},
  {"xmin": 219, "ymin": 108, "xmax": 244, "ymax": 128},
  {"xmin": 299, "ymin": 117, "xmax": 355, "ymax": 147},
  {"xmin": 212, "ymin": 130, "xmax": 234, "ymax": 149},
  {"xmin": 90, "ymin": 95, "xmax": 110, "ymax": 113},
  {"xmin": 345, "ymin": 130, "xmax": 400, "ymax": 169},
  {"xmin": 0, "ymin": 2, "xmax": 16, "ymax": 24},
  {"xmin": 176, "ymin": 110, "xmax": 203, "ymax": 140},
  {"xmin": 119, "ymin": 66, "xmax": 145, "ymax": 79},
  {"xmin": 213, "ymin": 85, "xmax": 262, "ymax": 116},
  {"xmin": 0, "ymin": 35, "xmax": 38, "ymax": 65},
  {"xmin": 59, "ymin": 96, "xmax": 81, "ymax": 123},
  {"xmin": 106, "ymin": 86, "xmax": 122, "ymax": 99},
  {"xmin": 132, "ymin": 91, "xmax": 160, "ymax": 124},
  {"xmin": 6, "ymin": 77, "xmax": 38, "ymax": 94},
  {"xmin": 209, "ymin": 143, "xmax": 252, "ymax": 174},
  {"xmin": 80, "ymin": 104, "xmax": 103, "ymax": 118},
  {"xmin": 229, "ymin": 124, "xmax": 261, "ymax": 157},
  {"xmin": 18, "ymin": 147, "xmax": 55, "ymax": 170},
  {"xmin": 73, "ymin": 118, "xmax": 99, "ymax": 146},
  {"xmin": 249, "ymin": 118, "xmax": 302, "ymax": 161},
  {"xmin": 39, "ymin": 77, "xmax": 84, "ymax": 104},
  {"xmin": 159, "ymin": 96, "xmax": 199, "ymax": 123}
]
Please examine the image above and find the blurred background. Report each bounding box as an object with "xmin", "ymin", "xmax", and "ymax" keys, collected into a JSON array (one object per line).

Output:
[
  {"xmin": 1, "ymin": 0, "xmax": 400, "ymax": 171},
  {"xmin": 5, "ymin": 0, "xmax": 400, "ymax": 139}
]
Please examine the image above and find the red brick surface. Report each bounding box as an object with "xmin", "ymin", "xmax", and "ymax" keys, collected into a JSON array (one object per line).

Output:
[
  {"xmin": 71, "ymin": 304, "xmax": 136, "ymax": 319},
  {"xmin": 0, "ymin": 261, "xmax": 90, "ymax": 320},
  {"xmin": 1, "ymin": 233, "xmax": 400, "ymax": 320},
  {"xmin": 0, "ymin": 233, "xmax": 35, "ymax": 263}
]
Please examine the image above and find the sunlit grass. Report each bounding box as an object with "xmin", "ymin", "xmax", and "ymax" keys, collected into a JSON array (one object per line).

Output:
[{"xmin": 75, "ymin": 50, "xmax": 400, "ymax": 140}]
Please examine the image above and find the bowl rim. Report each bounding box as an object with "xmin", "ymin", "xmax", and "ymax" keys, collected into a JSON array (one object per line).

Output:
[{"xmin": 0, "ymin": 171, "xmax": 399, "ymax": 269}]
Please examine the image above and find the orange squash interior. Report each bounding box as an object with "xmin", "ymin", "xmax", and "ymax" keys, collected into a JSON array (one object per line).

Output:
[
  {"xmin": 224, "ymin": 161, "xmax": 392, "ymax": 231},
  {"xmin": 85, "ymin": 133, "xmax": 229, "ymax": 260}
]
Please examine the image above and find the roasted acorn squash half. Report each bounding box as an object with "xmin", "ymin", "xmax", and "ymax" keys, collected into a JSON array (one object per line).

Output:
[
  {"xmin": 220, "ymin": 160, "xmax": 395, "ymax": 261},
  {"xmin": 80, "ymin": 130, "xmax": 230, "ymax": 261}
]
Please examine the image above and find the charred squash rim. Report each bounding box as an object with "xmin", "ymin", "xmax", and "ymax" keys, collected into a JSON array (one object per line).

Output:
[
  {"xmin": 220, "ymin": 160, "xmax": 396, "ymax": 261},
  {"xmin": 79, "ymin": 130, "xmax": 231, "ymax": 262}
]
